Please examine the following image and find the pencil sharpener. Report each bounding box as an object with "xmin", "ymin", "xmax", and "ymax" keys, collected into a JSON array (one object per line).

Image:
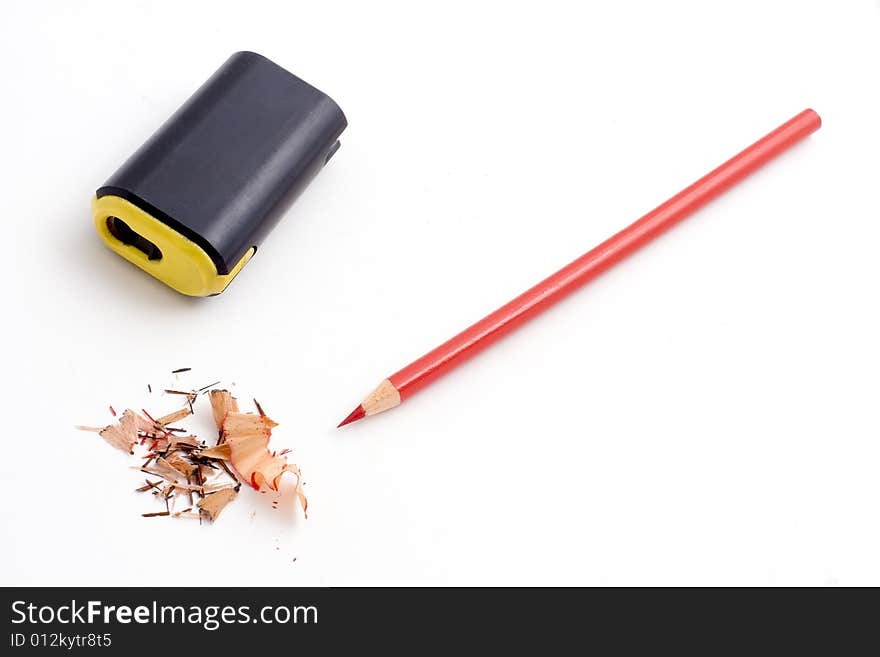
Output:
[{"xmin": 93, "ymin": 51, "xmax": 347, "ymax": 296}]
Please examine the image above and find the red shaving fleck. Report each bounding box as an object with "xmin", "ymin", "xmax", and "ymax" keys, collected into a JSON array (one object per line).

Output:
[
  {"xmin": 141, "ymin": 408, "xmax": 158, "ymax": 424},
  {"xmin": 109, "ymin": 406, "xmax": 117, "ymax": 417},
  {"xmin": 250, "ymin": 472, "xmax": 259, "ymax": 490}
]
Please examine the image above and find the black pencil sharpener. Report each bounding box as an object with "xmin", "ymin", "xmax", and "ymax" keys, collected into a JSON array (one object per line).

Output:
[{"xmin": 93, "ymin": 51, "xmax": 347, "ymax": 296}]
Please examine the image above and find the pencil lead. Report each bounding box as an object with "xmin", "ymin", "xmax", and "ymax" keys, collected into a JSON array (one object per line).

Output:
[{"xmin": 337, "ymin": 405, "xmax": 366, "ymax": 428}]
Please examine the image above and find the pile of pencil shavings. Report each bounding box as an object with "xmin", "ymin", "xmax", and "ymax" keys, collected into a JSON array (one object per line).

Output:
[{"xmin": 77, "ymin": 389, "xmax": 307, "ymax": 523}]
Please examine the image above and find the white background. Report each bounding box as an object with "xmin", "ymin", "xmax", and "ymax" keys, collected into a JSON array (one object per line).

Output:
[{"xmin": 2, "ymin": 0, "xmax": 878, "ymax": 586}]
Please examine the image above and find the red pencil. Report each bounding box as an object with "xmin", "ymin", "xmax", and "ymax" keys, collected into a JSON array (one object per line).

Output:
[{"xmin": 339, "ymin": 109, "xmax": 821, "ymax": 427}]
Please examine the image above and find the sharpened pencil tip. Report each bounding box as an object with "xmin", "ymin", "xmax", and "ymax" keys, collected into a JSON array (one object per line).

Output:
[{"xmin": 337, "ymin": 405, "xmax": 366, "ymax": 428}]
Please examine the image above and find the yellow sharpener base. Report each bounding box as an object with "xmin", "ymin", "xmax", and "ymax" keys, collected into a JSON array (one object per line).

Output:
[{"xmin": 92, "ymin": 195, "xmax": 254, "ymax": 297}]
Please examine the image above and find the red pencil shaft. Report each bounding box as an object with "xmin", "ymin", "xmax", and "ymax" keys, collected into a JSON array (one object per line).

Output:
[{"xmin": 390, "ymin": 109, "xmax": 821, "ymax": 399}]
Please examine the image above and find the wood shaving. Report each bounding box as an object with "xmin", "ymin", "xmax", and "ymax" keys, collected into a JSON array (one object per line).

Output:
[
  {"xmin": 164, "ymin": 453, "xmax": 197, "ymax": 478},
  {"xmin": 152, "ymin": 457, "xmax": 187, "ymax": 481},
  {"xmin": 199, "ymin": 444, "xmax": 231, "ymax": 460},
  {"xmin": 138, "ymin": 465, "xmax": 181, "ymax": 483},
  {"xmin": 211, "ymin": 393, "xmax": 308, "ymax": 517},
  {"xmin": 170, "ymin": 435, "xmax": 200, "ymax": 449},
  {"xmin": 78, "ymin": 386, "xmax": 306, "ymax": 524},
  {"xmin": 208, "ymin": 390, "xmax": 239, "ymax": 439},
  {"xmin": 198, "ymin": 487, "xmax": 237, "ymax": 521},
  {"xmin": 155, "ymin": 406, "xmax": 192, "ymax": 427},
  {"xmin": 98, "ymin": 409, "xmax": 149, "ymax": 454}
]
